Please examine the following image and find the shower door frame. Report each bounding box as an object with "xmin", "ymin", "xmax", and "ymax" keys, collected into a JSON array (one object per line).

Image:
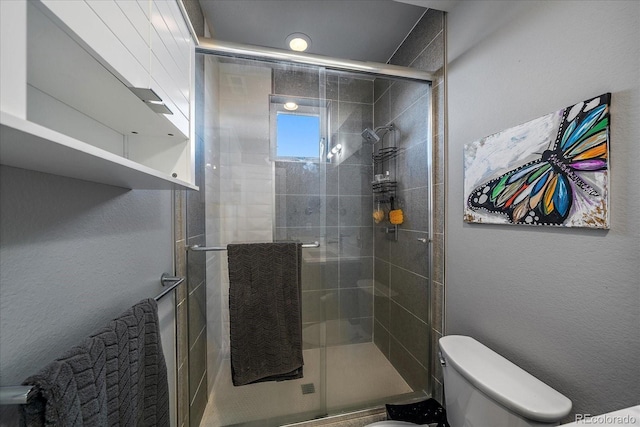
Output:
[
  {"xmin": 196, "ymin": 38, "xmax": 434, "ymax": 83},
  {"xmin": 196, "ymin": 39, "xmax": 435, "ymax": 426}
]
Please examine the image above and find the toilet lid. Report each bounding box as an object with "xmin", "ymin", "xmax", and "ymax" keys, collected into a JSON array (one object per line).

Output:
[{"xmin": 439, "ymin": 335, "xmax": 572, "ymax": 422}]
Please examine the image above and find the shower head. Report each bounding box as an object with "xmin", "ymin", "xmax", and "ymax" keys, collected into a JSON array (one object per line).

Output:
[
  {"xmin": 361, "ymin": 124, "xmax": 395, "ymax": 144},
  {"xmin": 361, "ymin": 128, "xmax": 380, "ymax": 143}
]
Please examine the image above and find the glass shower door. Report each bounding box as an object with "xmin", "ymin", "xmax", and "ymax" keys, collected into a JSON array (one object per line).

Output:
[
  {"xmin": 196, "ymin": 53, "xmax": 432, "ymax": 427},
  {"xmin": 201, "ymin": 56, "xmax": 330, "ymax": 426}
]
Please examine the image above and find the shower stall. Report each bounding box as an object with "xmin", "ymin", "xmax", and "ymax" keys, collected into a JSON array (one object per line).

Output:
[{"xmin": 188, "ymin": 44, "xmax": 434, "ymax": 426}]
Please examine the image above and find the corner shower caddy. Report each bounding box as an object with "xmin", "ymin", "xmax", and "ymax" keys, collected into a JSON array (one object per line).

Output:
[{"xmin": 372, "ymin": 124, "xmax": 400, "ymax": 241}]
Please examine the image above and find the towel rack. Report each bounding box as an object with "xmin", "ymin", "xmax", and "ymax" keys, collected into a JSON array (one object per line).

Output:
[
  {"xmin": 0, "ymin": 386, "xmax": 36, "ymax": 405},
  {"xmin": 0, "ymin": 274, "xmax": 184, "ymax": 405},
  {"xmin": 189, "ymin": 241, "xmax": 320, "ymax": 252},
  {"xmin": 155, "ymin": 274, "xmax": 185, "ymax": 301}
]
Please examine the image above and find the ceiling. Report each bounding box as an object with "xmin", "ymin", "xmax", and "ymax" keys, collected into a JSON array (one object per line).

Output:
[{"xmin": 198, "ymin": 0, "xmax": 455, "ymax": 64}]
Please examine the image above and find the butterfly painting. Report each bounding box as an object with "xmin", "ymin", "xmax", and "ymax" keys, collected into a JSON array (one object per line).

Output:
[{"xmin": 464, "ymin": 93, "xmax": 610, "ymax": 228}]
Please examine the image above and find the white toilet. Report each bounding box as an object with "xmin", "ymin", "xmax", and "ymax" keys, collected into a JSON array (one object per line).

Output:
[
  {"xmin": 440, "ymin": 335, "xmax": 572, "ymax": 427},
  {"xmin": 367, "ymin": 335, "xmax": 572, "ymax": 427}
]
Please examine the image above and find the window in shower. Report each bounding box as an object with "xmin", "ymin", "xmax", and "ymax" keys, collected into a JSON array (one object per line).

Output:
[
  {"xmin": 276, "ymin": 112, "xmax": 320, "ymax": 159},
  {"xmin": 270, "ymin": 95, "xmax": 329, "ymax": 162}
]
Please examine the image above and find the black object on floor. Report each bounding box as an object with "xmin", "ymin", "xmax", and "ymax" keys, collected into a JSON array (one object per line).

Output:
[{"xmin": 386, "ymin": 398, "xmax": 450, "ymax": 427}]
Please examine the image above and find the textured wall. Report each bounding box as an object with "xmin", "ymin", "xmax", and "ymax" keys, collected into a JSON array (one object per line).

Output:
[
  {"xmin": 446, "ymin": 0, "xmax": 640, "ymax": 420},
  {"xmin": 0, "ymin": 166, "xmax": 175, "ymax": 424}
]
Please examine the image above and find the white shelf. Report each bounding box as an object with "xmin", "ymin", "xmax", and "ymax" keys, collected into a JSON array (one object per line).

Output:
[
  {"xmin": 0, "ymin": 112, "xmax": 198, "ymax": 190},
  {"xmin": 0, "ymin": 1, "xmax": 197, "ymax": 190}
]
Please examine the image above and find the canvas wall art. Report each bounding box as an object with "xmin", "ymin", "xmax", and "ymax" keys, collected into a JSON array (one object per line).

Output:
[{"xmin": 464, "ymin": 93, "xmax": 610, "ymax": 228}]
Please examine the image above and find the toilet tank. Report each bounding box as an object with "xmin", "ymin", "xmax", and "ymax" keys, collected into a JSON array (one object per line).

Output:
[{"xmin": 439, "ymin": 336, "xmax": 572, "ymax": 427}]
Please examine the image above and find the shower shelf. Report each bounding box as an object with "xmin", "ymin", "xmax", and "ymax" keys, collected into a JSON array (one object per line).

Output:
[
  {"xmin": 372, "ymin": 181, "xmax": 397, "ymax": 194},
  {"xmin": 372, "ymin": 144, "xmax": 398, "ymax": 196},
  {"xmin": 371, "ymin": 126, "xmax": 399, "ymax": 241},
  {"xmin": 372, "ymin": 147, "xmax": 399, "ymax": 163}
]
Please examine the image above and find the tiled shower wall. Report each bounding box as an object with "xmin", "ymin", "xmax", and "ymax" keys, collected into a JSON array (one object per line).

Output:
[
  {"xmin": 203, "ymin": 56, "xmax": 224, "ymax": 399},
  {"xmin": 325, "ymin": 73, "xmax": 376, "ymax": 346},
  {"xmin": 213, "ymin": 60, "xmax": 274, "ymax": 360},
  {"xmin": 176, "ymin": 3, "xmax": 222, "ymax": 426},
  {"xmin": 273, "ymin": 68, "xmax": 375, "ymax": 348},
  {"xmin": 372, "ymin": 74, "xmax": 432, "ymax": 393},
  {"xmin": 375, "ymin": 9, "xmax": 446, "ymax": 401},
  {"xmin": 174, "ymin": 41, "xmax": 208, "ymax": 427}
]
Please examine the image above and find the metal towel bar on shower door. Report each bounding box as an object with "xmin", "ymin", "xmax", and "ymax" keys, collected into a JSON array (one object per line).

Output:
[{"xmin": 188, "ymin": 241, "xmax": 320, "ymax": 252}]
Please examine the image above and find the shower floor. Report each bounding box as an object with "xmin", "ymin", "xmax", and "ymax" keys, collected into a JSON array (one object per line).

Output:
[{"xmin": 199, "ymin": 342, "xmax": 413, "ymax": 426}]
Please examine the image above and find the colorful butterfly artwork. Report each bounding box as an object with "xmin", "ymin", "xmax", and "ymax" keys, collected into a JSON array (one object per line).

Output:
[{"xmin": 464, "ymin": 93, "xmax": 610, "ymax": 228}]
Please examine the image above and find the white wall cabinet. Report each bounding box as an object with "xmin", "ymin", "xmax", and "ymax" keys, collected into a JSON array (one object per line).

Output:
[{"xmin": 0, "ymin": 0, "xmax": 198, "ymax": 190}]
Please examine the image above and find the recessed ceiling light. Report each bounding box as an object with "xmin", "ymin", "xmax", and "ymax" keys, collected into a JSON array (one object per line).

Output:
[
  {"xmin": 286, "ymin": 33, "xmax": 311, "ymax": 52},
  {"xmin": 284, "ymin": 102, "xmax": 299, "ymax": 111}
]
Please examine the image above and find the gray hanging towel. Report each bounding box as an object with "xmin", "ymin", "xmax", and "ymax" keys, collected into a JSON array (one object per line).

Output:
[
  {"xmin": 227, "ymin": 242, "xmax": 304, "ymax": 386},
  {"xmin": 22, "ymin": 298, "xmax": 169, "ymax": 427}
]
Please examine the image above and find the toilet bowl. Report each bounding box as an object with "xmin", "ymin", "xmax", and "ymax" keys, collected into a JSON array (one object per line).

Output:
[{"xmin": 439, "ymin": 335, "xmax": 572, "ymax": 427}]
